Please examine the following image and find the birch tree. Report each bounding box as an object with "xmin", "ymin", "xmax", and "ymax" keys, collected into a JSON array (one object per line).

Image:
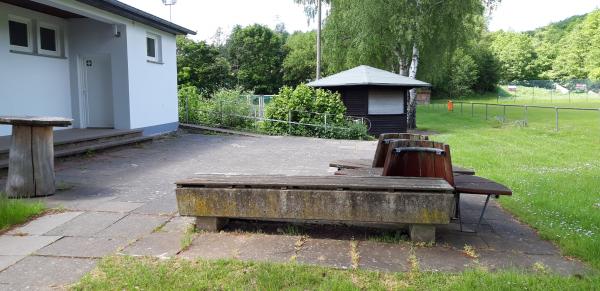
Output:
[{"xmin": 324, "ymin": 0, "xmax": 498, "ymax": 129}]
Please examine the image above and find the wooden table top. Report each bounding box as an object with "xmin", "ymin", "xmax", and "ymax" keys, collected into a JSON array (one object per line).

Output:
[{"xmin": 0, "ymin": 116, "xmax": 72, "ymax": 127}]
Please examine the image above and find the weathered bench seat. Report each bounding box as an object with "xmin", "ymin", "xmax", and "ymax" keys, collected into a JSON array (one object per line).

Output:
[{"xmin": 176, "ymin": 175, "xmax": 455, "ymax": 242}]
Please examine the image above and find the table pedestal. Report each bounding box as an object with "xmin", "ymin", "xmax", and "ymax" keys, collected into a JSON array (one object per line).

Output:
[{"xmin": 6, "ymin": 125, "xmax": 55, "ymax": 198}]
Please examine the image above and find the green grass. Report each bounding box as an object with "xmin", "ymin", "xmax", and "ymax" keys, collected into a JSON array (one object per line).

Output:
[
  {"xmin": 0, "ymin": 195, "xmax": 45, "ymax": 232},
  {"xmin": 416, "ymin": 105, "xmax": 600, "ymax": 269},
  {"xmin": 73, "ymin": 256, "xmax": 600, "ymax": 290}
]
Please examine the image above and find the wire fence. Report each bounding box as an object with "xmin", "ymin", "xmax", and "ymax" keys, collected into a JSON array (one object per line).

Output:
[
  {"xmin": 181, "ymin": 98, "xmax": 372, "ymax": 139},
  {"xmin": 423, "ymin": 101, "xmax": 600, "ymax": 133},
  {"xmin": 494, "ymin": 80, "xmax": 600, "ymax": 104}
]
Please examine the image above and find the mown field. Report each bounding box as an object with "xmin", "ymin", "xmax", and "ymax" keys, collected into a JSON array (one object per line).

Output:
[{"xmin": 423, "ymin": 97, "xmax": 600, "ymax": 270}]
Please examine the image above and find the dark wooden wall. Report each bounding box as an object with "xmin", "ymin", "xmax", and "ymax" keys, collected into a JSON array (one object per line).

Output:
[{"xmin": 324, "ymin": 86, "xmax": 408, "ymax": 136}]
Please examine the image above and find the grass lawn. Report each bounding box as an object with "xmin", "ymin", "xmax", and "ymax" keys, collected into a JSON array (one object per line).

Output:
[
  {"xmin": 74, "ymin": 256, "xmax": 600, "ymax": 290},
  {"xmin": 0, "ymin": 195, "xmax": 45, "ymax": 232},
  {"xmin": 420, "ymin": 100, "xmax": 600, "ymax": 270}
]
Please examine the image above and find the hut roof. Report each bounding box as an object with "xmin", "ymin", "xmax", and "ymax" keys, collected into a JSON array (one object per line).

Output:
[{"xmin": 307, "ymin": 65, "xmax": 431, "ymax": 88}]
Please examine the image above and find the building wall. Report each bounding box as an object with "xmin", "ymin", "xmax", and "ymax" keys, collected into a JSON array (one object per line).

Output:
[
  {"xmin": 125, "ymin": 23, "xmax": 179, "ymax": 134},
  {"xmin": 0, "ymin": 3, "xmax": 72, "ymax": 136},
  {"xmin": 68, "ymin": 18, "xmax": 130, "ymax": 130},
  {"xmin": 328, "ymin": 86, "xmax": 408, "ymax": 135}
]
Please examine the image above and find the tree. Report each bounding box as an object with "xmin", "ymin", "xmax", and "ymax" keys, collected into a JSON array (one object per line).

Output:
[
  {"xmin": 226, "ymin": 24, "xmax": 286, "ymax": 94},
  {"xmin": 176, "ymin": 36, "xmax": 231, "ymax": 96},
  {"xmin": 283, "ymin": 31, "xmax": 319, "ymax": 86},
  {"xmin": 293, "ymin": 0, "xmax": 331, "ymax": 80},
  {"xmin": 489, "ymin": 31, "xmax": 539, "ymax": 82},
  {"xmin": 324, "ymin": 0, "xmax": 495, "ymax": 129}
]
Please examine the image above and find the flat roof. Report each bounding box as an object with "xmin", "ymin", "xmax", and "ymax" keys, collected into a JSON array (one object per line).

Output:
[
  {"xmin": 308, "ymin": 65, "xmax": 431, "ymax": 88},
  {"xmin": 75, "ymin": 0, "xmax": 196, "ymax": 35}
]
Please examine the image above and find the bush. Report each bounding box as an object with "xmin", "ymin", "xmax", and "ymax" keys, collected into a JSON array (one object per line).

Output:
[
  {"xmin": 178, "ymin": 86, "xmax": 253, "ymax": 129},
  {"xmin": 262, "ymin": 84, "xmax": 370, "ymax": 140}
]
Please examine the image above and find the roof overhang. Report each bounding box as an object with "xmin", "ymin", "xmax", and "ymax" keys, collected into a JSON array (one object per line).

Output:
[{"xmin": 74, "ymin": 0, "xmax": 196, "ymax": 35}]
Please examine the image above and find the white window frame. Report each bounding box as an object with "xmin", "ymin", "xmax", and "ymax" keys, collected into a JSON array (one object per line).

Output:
[
  {"xmin": 37, "ymin": 22, "xmax": 61, "ymax": 57},
  {"xmin": 368, "ymin": 89, "xmax": 405, "ymax": 115},
  {"xmin": 146, "ymin": 33, "xmax": 161, "ymax": 63},
  {"xmin": 8, "ymin": 15, "xmax": 33, "ymax": 53}
]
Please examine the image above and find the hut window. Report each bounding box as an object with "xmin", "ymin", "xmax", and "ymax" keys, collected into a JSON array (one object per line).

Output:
[{"xmin": 368, "ymin": 89, "xmax": 404, "ymax": 114}]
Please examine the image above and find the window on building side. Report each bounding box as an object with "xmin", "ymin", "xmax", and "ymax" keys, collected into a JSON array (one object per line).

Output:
[{"xmin": 8, "ymin": 16, "xmax": 32, "ymax": 53}]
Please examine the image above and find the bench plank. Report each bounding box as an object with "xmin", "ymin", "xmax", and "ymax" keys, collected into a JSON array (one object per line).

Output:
[
  {"xmin": 177, "ymin": 175, "xmax": 454, "ymax": 192},
  {"xmin": 454, "ymin": 175, "xmax": 512, "ymax": 196},
  {"xmin": 330, "ymin": 159, "xmax": 475, "ymax": 175}
]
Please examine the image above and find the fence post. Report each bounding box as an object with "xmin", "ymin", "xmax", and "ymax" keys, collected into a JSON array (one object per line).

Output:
[
  {"xmin": 485, "ymin": 104, "xmax": 488, "ymax": 120},
  {"xmin": 524, "ymin": 105, "xmax": 528, "ymax": 124},
  {"xmin": 555, "ymin": 107, "xmax": 559, "ymax": 132},
  {"xmin": 288, "ymin": 110, "xmax": 292, "ymax": 135},
  {"xmin": 324, "ymin": 113, "xmax": 328, "ymax": 134},
  {"xmin": 460, "ymin": 102, "xmax": 463, "ymax": 114},
  {"xmin": 503, "ymin": 105, "xmax": 506, "ymax": 120},
  {"xmin": 185, "ymin": 93, "xmax": 189, "ymax": 123},
  {"xmin": 471, "ymin": 103, "xmax": 474, "ymax": 118},
  {"xmin": 219, "ymin": 100, "xmax": 224, "ymax": 126}
]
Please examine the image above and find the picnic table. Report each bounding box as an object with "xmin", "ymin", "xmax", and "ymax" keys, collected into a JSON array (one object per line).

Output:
[{"xmin": 0, "ymin": 116, "xmax": 72, "ymax": 198}]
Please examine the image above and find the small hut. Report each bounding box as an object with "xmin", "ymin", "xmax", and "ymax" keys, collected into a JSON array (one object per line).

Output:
[{"xmin": 308, "ymin": 65, "xmax": 431, "ymax": 135}]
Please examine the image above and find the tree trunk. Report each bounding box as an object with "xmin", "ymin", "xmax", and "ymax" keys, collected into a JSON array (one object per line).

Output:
[{"xmin": 406, "ymin": 44, "xmax": 420, "ymax": 130}]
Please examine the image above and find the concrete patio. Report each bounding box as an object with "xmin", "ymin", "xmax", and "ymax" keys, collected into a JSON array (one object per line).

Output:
[{"xmin": 0, "ymin": 131, "xmax": 589, "ymax": 290}]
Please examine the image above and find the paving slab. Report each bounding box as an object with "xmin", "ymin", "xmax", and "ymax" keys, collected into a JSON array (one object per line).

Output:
[
  {"xmin": 0, "ymin": 235, "xmax": 61, "ymax": 256},
  {"xmin": 238, "ymin": 234, "xmax": 297, "ymax": 263},
  {"xmin": 357, "ymin": 241, "xmax": 410, "ymax": 272},
  {"xmin": 414, "ymin": 246, "xmax": 473, "ymax": 272},
  {"xmin": 94, "ymin": 214, "xmax": 169, "ymax": 239},
  {"xmin": 475, "ymin": 250, "xmax": 533, "ymax": 271},
  {"xmin": 91, "ymin": 201, "xmax": 144, "ymax": 213},
  {"xmin": 527, "ymin": 254, "xmax": 590, "ymax": 276},
  {"xmin": 436, "ymin": 231, "xmax": 489, "ymax": 250},
  {"xmin": 132, "ymin": 197, "xmax": 178, "ymax": 215},
  {"xmin": 160, "ymin": 216, "xmax": 195, "ymax": 233},
  {"xmin": 0, "ymin": 256, "xmax": 25, "ymax": 272},
  {"xmin": 296, "ymin": 238, "xmax": 352, "ymax": 269},
  {"xmin": 35, "ymin": 237, "xmax": 129, "ymax": 258},
  {"xmin": 7, "ymin": 212, "xmax": 83, "ymax": 236},
  {"xmin": 179, "ymin": 232, "xmax": 251, "ymax": 260},
  {"xmin": 0, "ymin": 256, "xmax": 96, "ymax": 288},
  {"xmin": 44, "ymin": 212, "xmax": 126, "ymax": 237},
  {"xmin": 120, "ymin": 232, "xmax": 183, "ymax": 259}
]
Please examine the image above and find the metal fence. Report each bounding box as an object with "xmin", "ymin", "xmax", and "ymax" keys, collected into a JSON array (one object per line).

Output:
[
  {"xmin": 495, "ymin": 80, "xmax": 600, "ymax": 104},
  {"xmin": 424, "ymin": 101, "xmax": 600, "ymax": 132},
  {"xmin": 181, "ymin": 98, "xmax": 371, "ymax": 136}
]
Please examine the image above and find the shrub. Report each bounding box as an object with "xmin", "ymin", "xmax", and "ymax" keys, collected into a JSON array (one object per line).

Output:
[
  {"xmin": 178, "ymin": 86, "xmax": 253, "ymax": 129},
  {"xmin": 262, "ymin": 84, "xmax": 370, "ymax": 140}
]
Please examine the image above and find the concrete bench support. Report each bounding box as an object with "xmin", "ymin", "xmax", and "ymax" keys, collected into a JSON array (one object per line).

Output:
[
  {"xmin": 196, "ymin": 217, "xmax": 229, "ymax": 232},
  {"xmin": 409, "ymin": 224, "xmax": 436, "ymax": 243}
]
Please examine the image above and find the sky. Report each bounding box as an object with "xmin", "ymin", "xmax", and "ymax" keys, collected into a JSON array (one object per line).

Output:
[{"xmin": 119, "ymin": 0, "xmax": 599, "ymax": 41}]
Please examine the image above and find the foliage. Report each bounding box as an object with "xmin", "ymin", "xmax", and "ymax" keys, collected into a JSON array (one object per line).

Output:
[
  {"xmin": 0, "ymin": 195, "xmax": 45, "ymax": 231},
  {"xmin": 283, "ymin": 31, "xmax": 318, "ymax": 87},
  {"xmin": 262, "ymin": 84, "xmax": 370, "ymax": 140},
  {"xmin": 176, "ymin": 37, "xmax": 231, "ymax": 96},
  {"xmin": 444, "ymin": 49, "xmax": 480, "ymax": 98},
  {"xmin": 178, "ymin": 86, "xmax": 253, "ymax": 129},
  {"xmin": 489, "ymin": 31, "xmax": 540, "ymax": 82},
  {"xmin": 75, "ymin": 256, "xmax": 600, "ymax": 290},
  {"xmin": 227, "ymin": 24, "xmax": 286, "ymax": 94}
]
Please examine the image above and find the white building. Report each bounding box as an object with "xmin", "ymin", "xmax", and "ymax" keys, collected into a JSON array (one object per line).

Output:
[{"xmin": 0, "ymin": 0, "xmax": 195, "ymax": 137}]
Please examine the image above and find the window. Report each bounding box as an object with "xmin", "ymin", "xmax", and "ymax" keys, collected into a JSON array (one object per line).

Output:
[
  {"xmin": 37, "ymin": 22, "xmax": 60, "ymax": 56},
  {"xmin": 368, "ymin": 89, "xmax": 405, "ymax": 115},
  {"xmin": 146, "ymin": 33, "xmax": 161, "ymax": 62},
  {"xmin": 8, "ymin": 16, "xmax": 32, "ymax": 53}
]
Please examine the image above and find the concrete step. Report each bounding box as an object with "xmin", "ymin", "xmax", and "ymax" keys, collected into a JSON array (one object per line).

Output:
[
  {"xmin": 0, "ymin": 130, "xmax": 143, "ymax": 161},
  {"xmin": 0, "ymin": 135, "xmax": 153, "ymax": 169}
]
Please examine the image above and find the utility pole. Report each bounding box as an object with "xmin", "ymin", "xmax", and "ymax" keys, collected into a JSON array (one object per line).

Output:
[{"xmin": 316, "ymin": 0, "xmax": 322, "ymax": 80}]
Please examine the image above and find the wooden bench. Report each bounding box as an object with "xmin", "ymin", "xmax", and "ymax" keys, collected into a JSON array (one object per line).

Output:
[
  {"xmin": 330, "ymin": 133, "xmax": 475, "ymax": 175},
  {"xmin": 176, "ymin": 175, "xmax": 455, "ymax": 242},
  {"xmin": 381, "ymin": 140, "xmax": 512, "ymax": 232}
]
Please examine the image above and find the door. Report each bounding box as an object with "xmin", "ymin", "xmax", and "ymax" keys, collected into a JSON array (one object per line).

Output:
[{"xmin": 82, "ymin": 55, "xmax": 114, "ymax": 128}]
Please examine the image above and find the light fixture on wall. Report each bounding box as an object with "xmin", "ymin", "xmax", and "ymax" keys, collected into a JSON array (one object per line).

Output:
[
  {"xmin": 161, "ymin": 0, "xmax": 177, "ymax": 22},
  {"xmin": 113, "ymin": 24, "xmax": 121, "ymax": 38}
]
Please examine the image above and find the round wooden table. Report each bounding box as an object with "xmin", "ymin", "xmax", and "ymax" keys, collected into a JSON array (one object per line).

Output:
[{"xmin": 0, "ymin": 116, "xmax": 72, "ymax": 198}]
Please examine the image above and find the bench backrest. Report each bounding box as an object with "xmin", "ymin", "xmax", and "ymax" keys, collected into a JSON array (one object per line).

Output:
[
  {"xmin": 382, "ymin": 140, "xmax": 454, "ymax": 186},
  {"xmin": 372, "ymin": 133, "xmax": 429, "ymax": 167}
]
